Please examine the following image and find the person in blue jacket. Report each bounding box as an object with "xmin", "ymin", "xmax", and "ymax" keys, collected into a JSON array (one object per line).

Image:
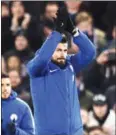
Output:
[
  {"xmin": 1, "ymin": 74, "xmax": 35, "ymax": 135},
  {"xmin": 27, "ymin": 28, "xmax": 96, "ymax": 135}
]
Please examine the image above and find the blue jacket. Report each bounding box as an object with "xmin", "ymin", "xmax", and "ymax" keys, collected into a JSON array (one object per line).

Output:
[
  {"xmin": 27, "ymin": 31, "xmax": 96, "ymax": 135},
  {"xmin": 2, "ymin": 91, "xmax": 35, "ymax": 135}
]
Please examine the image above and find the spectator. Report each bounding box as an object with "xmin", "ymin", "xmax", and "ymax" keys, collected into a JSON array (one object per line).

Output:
[
  {"xmin": 84, "ymin": 47, "xmax": 116, "ymax": 94},
  {"xmin": 1, "ymin": 74, "xmax": 35, "ymax": 135},
  {"xmin": 8, "ymin": 70, "xmax": 28, "ymax": 93},
  {"xmin": 38, "ymin": 2, "xmax": 59, "ymax": 46},
  {"xmin": 10, "ymin": 1, "xmax": 31, "ymax": 34},
  {"xmin": 6, "ymin": 54, "xmax": 27, "ymax": 78},
  {"xmin": 2, "ymin": 56, "xmax": 7, "ymax": 75},
  {"xmin": 38, "ymin": 2, "xmax": 73, "ymax": 49},
  {"xmin": 10, "ymin": 1, "xmax": 38, "ymax": 50},
  {"xmin": 65, "ymin": 1, "xmax": 82, "ymax": 22},
  {"xmin": 43, "ymin": 2, "xmax": 59, "ymax": 20},
  {"xmin": 8, "ymin": 69, "xmax": 33, "ymax": 110},
  {"xmin": 88, "ymin": 94, "xmax": 115, "ymax": 135},
  {"xmin": 4, "ymin": 32, "xmax": 34, "ymax": 64},
  {"xmin": 1, "ymin": 2, "xmax": 14, "ymax": 54},
  {"xmin": 75, "ymin": 11, "xmax": 107, "ymax": 53},
  {"xmin": 87, "ymin": 126, "xmax": 107, "ymax": 135}
]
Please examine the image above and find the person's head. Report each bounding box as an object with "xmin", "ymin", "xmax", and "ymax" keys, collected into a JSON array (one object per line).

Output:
[
  {"xmin": 44, "ymin": 2, "xmax": 59, "ymax": 19},
  {"xmin": 11, "ymin": 1, "xmax": 25, "ymax": 17},
  {"xmin": 92, "ymin": 94, "xmax": 108, "ymax": 119},
  {"xmin": 52, "ymin": 34, "xmax": 68, "ymax": 66},
  {"xmin": 80, "ymin": 108, "xmax": 89, "ymax": 125},
  {"xmin": 76, "ymin": 12, "xmax": 93, "ymax": 35},
  {"xmin": 1, "ymin": 2, "xmax": 9, "ymax": 17},
  {"xmin": 8, "ymin": 70, "xmax": 21, "ymax": 88},
  {"xmin": 15, "ymin": 33, "xmax": 29, "ymax": 51},
  {"xmin": 6, "ymin": 55, "xmax": 21, "ymax": 71},
  {"xmin": 65, "ymin": 1, "xmax": 82, "ymax": 10},
  {"xmin": 88, "ymin": 126, "xmax": 105, "ymax": 135},
  {"xmin": 1, "ymin": 74, "xmax": 12, "ymax": 99}
]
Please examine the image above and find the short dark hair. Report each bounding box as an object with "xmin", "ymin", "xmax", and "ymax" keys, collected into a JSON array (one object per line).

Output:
[{"xmin": 1, "ymin": 74, "xmax": 9, "ymax": 79}]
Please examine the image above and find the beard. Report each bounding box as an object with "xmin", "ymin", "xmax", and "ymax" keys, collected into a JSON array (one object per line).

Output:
[{"xmin": 51, "ymin": 58, "xmax": 66, "ymax": 69}]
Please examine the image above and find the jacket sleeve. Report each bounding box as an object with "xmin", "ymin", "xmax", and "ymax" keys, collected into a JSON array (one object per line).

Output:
[
  {"xmin": 70, "ymin": 31, "xmax": 96, "ymax": 74},
  {"xmin": 15, "ymin": 105, "xmax": 35, "ymax": 135},
  {"xmin": 27, "ymin": 31, "xmax": 62, "ymax": 77}
]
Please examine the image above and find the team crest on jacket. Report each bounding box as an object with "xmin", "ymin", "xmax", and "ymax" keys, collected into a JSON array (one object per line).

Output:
[{"xmin": 10, "ymin": 114, "xmax": 18, "ymax": 121}]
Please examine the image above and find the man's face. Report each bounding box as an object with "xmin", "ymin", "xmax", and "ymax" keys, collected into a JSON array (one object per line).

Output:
[
  {"xmin": 15, "ymin": 36, "xmax": 28, "ymax": 51},
  {"xmin": 1, "ymin": 78, "xmax": 12, "ymax": 99},
  {"xmin": 93, "ymin": 104, "xmax": 108, "ymax": 119},
  {"xmin": 52, "ymin": 43, "xmax": 68, "ymax": 65},
  {"xmin": 8, "ymin": 70, "xmax": 21, "ymax": 88},
  {"xmin": 45, "ymin": 4, "xmax": 58, "ymax": 19}
]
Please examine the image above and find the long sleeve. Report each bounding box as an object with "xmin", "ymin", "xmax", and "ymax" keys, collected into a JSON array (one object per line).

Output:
[
  {"xmin": 27, "ymin": 31, "xmax": 62, "ymax": 77},
  {"xmin": 70, "ymin": 31, "xmax": 96, "ymax": 74},
  {"xmin": 15, "ymin": 105, "xmax": 35, "ymax": 135}
]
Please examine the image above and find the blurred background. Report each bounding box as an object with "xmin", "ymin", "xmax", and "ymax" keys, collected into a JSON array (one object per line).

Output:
[{"xmin": 1, "ymin": 1, "xmax": 116, "ymax": 135}]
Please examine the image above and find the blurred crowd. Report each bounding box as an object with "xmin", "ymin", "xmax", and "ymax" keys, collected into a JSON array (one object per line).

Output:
[{"xmin": 1, "ymin": 1, "xmax": 116, "ymax": 135}]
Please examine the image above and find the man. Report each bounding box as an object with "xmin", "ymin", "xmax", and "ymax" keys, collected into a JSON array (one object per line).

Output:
[
  {"xmin": 44, "ymin": 2, "xmax": 59, "ymax": 20},
  {"xmin": 4, "ymin": 32, "xmax": 34, "ymax": 64},
  {"xmin": 1, "ymin": 74, "xmax": 35, "ymax": 135},
  {"xmin": 75, "ymin": 11, "xmax": 107, "ymax": 53},
  {"xmin": 88, "ymin": 94, "xmax": 115, "ymax": 135},
  {"xmin": 27, "ymin": 28, "xmax": 96, "ymax": 135},
  {"xmin": 84, "ymin": 47, "xmax": 116, "ymax": 94},
  {"xmin": 8, "ymin": 69, "xmax": 33, "ymax": 112}
]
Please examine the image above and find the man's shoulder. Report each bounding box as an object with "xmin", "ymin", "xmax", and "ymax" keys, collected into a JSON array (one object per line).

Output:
[{"xmin": 15, "ymin": 98, "xmax": 30, "ymax": 109}]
